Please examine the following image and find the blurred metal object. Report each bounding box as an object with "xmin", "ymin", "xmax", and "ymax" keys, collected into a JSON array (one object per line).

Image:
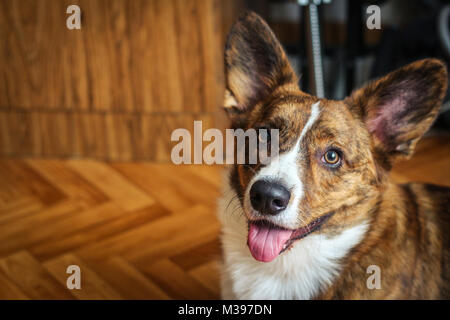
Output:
[
  {"xmin": 298, "ymin": 0, "xmax": 326, "ymax": 98},
  {"xmin": 298, "ymin": 0, "xmax": 331, "ymax": 5},
  {"xmin": 438, "ymin": 5, "xmax": 450, "ymax": 60}
]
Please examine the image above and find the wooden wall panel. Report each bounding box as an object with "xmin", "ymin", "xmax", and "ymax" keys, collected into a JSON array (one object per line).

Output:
[
  {"xmin": 0, "ymin": 0, "xmax": 242, "ymax": 160},
  {"xmin": 0, "ymin": 0, "xmax": 236, "ymax": 112},
  {"xmin": 0, "ymin": 110, "xmax": 222, "ymax": 161}
]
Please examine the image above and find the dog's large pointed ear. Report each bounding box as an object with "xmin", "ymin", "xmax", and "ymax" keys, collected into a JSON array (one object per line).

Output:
[
  {"xmin": 224, "ymin": 11, "xmax": 298, "ymax": 117},
  {"xmin": 346, "ymin": 59, "xmax": 448, "ymax": 162}
]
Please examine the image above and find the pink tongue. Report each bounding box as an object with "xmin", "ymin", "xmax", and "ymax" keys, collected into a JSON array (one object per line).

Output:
[{"xmin": 248, "ymin": 222, "xmax": 293, "ymax": 262}]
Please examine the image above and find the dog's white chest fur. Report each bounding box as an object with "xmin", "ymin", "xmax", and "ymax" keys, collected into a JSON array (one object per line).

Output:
[{"xmin": 218, "ymin": 174, "xmax": 368, "ymax": 300}]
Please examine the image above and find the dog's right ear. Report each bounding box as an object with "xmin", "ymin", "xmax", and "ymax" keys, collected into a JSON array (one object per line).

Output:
[{"xmin": 224, "ymin": 11, "xmax": 298, "ymax": 120}]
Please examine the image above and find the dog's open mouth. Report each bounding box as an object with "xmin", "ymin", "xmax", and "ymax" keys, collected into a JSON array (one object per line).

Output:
[{"xmin": 247, "ymin": 213, "xmax": 333, "ymax": 262}]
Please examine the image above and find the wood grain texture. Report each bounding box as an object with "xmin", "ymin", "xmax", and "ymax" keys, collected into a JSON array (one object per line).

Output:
[
  {"xmin": 0, "ymin": 111, "xmax": 226, "ymax": 161},
  {"xmin": 0, "ymin": 136, "xmax": 448, "ymax": 299},
  {"xmin": 0, "ymin": 157, "xmax": 223, "ymax": 299},
  {"xmin": 0, "ymin": 0, "xmax": 239, "ymax": 160}
]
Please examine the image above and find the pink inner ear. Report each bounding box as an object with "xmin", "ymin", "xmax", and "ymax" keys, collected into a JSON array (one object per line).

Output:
[{"xmin": 367, "ymin": 96, "xmax": 407, "ymax": 146}]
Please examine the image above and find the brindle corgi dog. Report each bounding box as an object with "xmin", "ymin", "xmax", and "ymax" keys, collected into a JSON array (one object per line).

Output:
[{"xmin": 218, "ymin": 11, "xmax": 449, "ymax": 299}]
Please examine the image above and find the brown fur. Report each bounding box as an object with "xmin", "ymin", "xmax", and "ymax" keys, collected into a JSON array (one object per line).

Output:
[
  {"xmin": 223, "ymin": 11, "xmax": 450, "ymax": 299},
  {"xmin": 318, "ymin": 182, "xmax": 450, "ymax": 299}
]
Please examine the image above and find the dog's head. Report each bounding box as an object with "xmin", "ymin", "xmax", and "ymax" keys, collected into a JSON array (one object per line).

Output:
[
  {"xmin": 224, "ymin": 13, "xmax": 447, "ymax": 261},
  {"xmin": 223, "ymin": 12, "xmax": 448, "ymax": 262}
]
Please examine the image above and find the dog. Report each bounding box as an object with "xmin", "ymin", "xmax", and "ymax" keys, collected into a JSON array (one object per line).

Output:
[{"xmin": 218, "ymin": 11, "xmax": 450, "ymax": 299}]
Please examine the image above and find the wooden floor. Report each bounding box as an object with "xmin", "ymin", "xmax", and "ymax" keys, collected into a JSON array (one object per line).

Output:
[{"xmin": 0, "ymin": 136, "xmax": 449, "ymax": 300}]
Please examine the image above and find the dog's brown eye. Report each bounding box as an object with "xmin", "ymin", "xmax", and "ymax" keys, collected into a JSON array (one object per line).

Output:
[{"xmin": 323, "ymin": 150, "xmax": 340, "ymax": 165}]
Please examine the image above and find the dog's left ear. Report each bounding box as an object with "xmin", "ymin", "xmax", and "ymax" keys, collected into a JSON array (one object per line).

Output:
[{"xmin": 346, "ymin": 59, "xmax": 448, "ymax": 160}]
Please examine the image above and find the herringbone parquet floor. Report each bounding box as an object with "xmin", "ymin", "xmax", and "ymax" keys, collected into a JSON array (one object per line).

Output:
[{"xmin": 0, "ymin": 136, "xmax": 449, "ymax": 299}]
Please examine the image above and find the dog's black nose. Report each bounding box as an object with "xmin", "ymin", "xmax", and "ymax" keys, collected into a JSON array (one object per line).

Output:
[{"xmin": 250, "ymin": 180, "xmax": 290, "ymax": 215}]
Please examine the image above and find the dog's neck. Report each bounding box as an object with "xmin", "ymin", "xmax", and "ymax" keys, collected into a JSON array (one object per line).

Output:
[{"xmin": 318, "ymin": 180, "xmax": 421, "ymax": 299}]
